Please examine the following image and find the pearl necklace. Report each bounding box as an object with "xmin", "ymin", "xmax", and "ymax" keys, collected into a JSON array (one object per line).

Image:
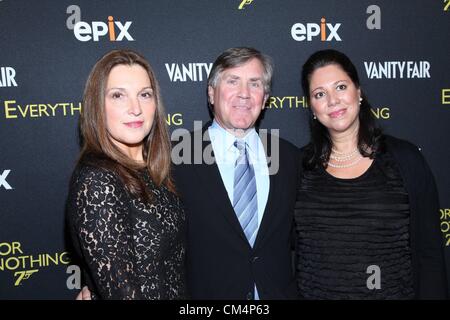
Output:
[
  {"xmin": 331, "ymin": 147, "xmax": 357, "ymax": 155},
  {"xmin": 331, "ymin": 147, "xmax": 358, "ymax": 156},
  {"xmin": 327, "ymin": 155, "xmax": 363, "ymax": 168},
  {"xmin": 329, "ymin": 150, "xmax": 359, "ymax": 162},
  {"xmin": 328, "ymin": 147, "xmax": 363, "ymax": 168}
]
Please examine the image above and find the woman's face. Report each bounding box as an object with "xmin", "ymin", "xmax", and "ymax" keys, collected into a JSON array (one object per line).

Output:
[
  {"xmin": 104, "ymin": 64, "xmax": 156, "ymax": 155},
  {"xmin": 308, "ymin": 64, "xmax": 361, "ymax": 136}
]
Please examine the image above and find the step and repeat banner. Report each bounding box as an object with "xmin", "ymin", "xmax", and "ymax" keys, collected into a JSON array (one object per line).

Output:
[{"xmin": 0, "ymin": 0, "xmax": 449, "ymax": 299}]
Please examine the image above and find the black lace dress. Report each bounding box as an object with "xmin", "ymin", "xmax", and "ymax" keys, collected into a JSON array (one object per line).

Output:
[{"xmin": 66, "ymin": 164, "xmax": 186, "ymax": 300}]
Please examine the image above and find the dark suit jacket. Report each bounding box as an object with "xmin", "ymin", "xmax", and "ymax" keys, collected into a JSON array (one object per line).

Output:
[{"xmin": 172, "ymin": 124, "xmax": 299, "ymax": 299}]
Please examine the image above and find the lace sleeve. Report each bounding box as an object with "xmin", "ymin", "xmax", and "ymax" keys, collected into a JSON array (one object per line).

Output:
[{"xmin": 68, "ymin": 166, "xmax": 143, "ymax": 299}]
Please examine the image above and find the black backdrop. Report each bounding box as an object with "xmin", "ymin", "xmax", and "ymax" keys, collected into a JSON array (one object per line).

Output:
[{"xmin": 0, "ymin": 0, "xmax": 449, "ymax": 299}]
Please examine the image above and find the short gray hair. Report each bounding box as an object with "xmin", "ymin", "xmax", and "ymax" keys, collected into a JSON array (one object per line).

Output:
[{"xmin": 207, "ymin": 47, "xmax": 273, "ymax": 95}]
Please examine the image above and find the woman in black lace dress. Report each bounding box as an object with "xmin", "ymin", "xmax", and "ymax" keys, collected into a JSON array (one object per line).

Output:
[
  {"xmin": 66, "ymin": 49, "xmax": 186, "ymax": 299},
  {"xmin": 295, "ymin": 50, "xmax": 447, "ymax": 299}
]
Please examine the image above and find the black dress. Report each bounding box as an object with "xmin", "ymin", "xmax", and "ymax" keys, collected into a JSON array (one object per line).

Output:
[
  {"xmin": 295, "ymin": 151, "xmax": 415, "ymax": 299},
  {"xmin": 66, "ymin": 164, "xmax": 186, "ymax": 300}
]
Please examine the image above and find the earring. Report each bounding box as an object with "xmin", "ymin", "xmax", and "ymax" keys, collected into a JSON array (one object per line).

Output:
[
  {"xmin": 313, "ymin": 114, "xmax": 317, "ymax": 120},
  {"xmin": 359, "ymin": 97, "xmax": 363, "ymax": 106}
]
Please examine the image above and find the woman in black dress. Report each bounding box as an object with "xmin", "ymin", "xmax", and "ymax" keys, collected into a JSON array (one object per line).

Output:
[
  {"xmin": 295, "ymin": 49, "xmax": 447, "ymax": 299},
  {"xmin": 66, "ymin": 49, "xmax": 186, "ymax": 299}
]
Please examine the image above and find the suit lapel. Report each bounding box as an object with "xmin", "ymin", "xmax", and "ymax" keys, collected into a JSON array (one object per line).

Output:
[
  {"xmin": 253, "ymin": 133, "xmax": 278, "ymax": 249},
  {"xmin": 193, "ymin": 126, "xmax": 250, "ymax": 244}
]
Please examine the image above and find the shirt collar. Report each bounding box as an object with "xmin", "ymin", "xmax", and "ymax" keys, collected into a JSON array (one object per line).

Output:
[{"xmin": 209, "ymin": 119, "xmax": 258, "ymax": 154}]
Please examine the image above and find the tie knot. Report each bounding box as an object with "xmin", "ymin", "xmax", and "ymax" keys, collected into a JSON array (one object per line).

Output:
[
  {"xmin": 234, "ymin": 139, "xmax": 247, "ymax": 164},
  {"xmin": 234, "ymin": 139, "xmax": 246, "ymax": 152}
]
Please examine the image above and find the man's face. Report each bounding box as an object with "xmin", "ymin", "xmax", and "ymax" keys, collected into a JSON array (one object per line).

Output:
[{"xmin": 208, "ymin": 58, "xmax": 268, "ymax": 136}]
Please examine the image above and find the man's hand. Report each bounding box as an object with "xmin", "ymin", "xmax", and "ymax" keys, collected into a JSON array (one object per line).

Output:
[{"xmin": 76, "ymin": 286, "xmax": 92, "ymax": 300}]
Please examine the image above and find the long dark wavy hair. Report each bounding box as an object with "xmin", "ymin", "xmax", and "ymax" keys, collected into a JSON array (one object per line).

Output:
[
  {"xmin": 78, "ymin": 49, "xmax": 175, "ymax": 201},
  {"xmin": 301, "ymin": 49, "xmax": 383, "ymax": 170}
]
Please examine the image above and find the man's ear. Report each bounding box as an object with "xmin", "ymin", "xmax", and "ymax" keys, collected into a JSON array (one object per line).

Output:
[{"xmin": 208, "ymin": 86, "xmax": 214, "ymax": 105}]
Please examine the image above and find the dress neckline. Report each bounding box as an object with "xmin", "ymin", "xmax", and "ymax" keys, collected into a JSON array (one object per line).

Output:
[{"xmin": 320, "ymin": 157, "xmax": 377, "ymax": 182}]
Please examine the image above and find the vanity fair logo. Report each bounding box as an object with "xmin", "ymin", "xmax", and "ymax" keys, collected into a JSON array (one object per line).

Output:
[
  {"xmin": 0, "ymin": 67, "xmax": 17, "ymax": 87},
  {"xmin": 165, "ymin": 63, "xmax": 213, "ymax": 82},
  {"xmin": 364, "ymin": 61, "xmax": 431, "ymax": 79}
]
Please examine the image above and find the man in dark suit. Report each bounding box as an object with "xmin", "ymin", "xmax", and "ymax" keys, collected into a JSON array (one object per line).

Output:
[{"xmin": 172, "ymin": 47, "xmax": 299, "ymax": 300}]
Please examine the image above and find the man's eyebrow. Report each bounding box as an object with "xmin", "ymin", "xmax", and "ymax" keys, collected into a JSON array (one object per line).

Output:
[{"xmin": 223, "ymin": 74, "xmax": 240, "ymax": 79}]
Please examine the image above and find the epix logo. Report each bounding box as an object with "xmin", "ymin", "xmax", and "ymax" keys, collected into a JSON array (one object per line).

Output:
[
  {"xmin": 73, "ymin": 16, "xmax": 134, "ymax": 42},
  {"xmin": 291, "ymin": 17, "xmax": 342, "ymax": 42}
]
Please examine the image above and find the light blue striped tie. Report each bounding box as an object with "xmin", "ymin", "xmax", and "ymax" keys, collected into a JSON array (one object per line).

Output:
[{"xmin": 233, "ymin": 139, "xmax": 258, "ymax": 247}]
